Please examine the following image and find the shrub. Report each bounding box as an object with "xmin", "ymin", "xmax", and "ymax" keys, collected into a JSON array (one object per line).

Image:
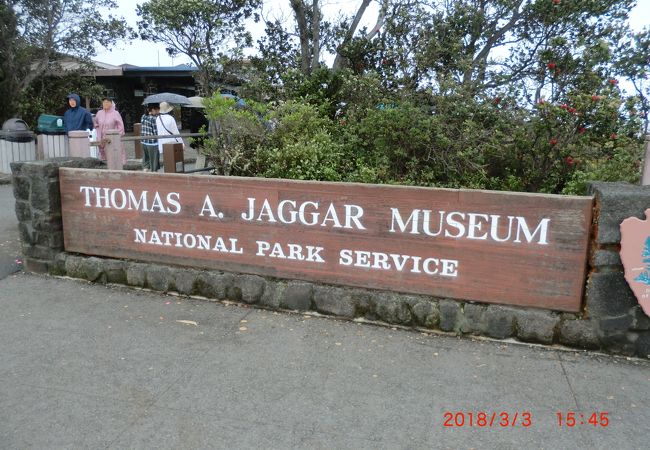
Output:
[{"xmin": 201, "ymin": 93, "xmax": 267, "ymax": 176}]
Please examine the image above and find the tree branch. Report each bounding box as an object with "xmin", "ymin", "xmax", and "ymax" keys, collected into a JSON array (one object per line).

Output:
[{"xmin": 333, "ymin": 0, "xmax": 388, "ymax": 71}]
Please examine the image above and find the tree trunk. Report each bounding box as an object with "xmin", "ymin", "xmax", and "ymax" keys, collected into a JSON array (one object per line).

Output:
[
  {"xmin": 310, "ymin": 0, "xmax": 320, "ymax": 71},
  {"xmin": 19, "ymin": 57, "xmax": 50, "ymax": 93},
  {"xmin": 290, "ymin": 0, "xmax": 312, "ymax": 75}
]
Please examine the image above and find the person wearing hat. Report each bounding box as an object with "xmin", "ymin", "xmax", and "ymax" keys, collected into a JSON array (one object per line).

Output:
[
  {"xmin": 140, "ymin": 103, "xmax": 160, "ymax": 172},
  {"xmin": 94, "ymin": 96, "xmax": 126, "ymax": 163},
  {"xmin": 156, "ymin": 101, "xmax": 184, "ymax": 170},
  {"xmin": 63, "ymin": 93, "xmax": 93, "ymax": 134}
]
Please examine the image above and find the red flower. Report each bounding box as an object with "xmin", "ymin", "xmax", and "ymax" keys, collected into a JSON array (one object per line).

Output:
[
  {"xmin": 565, "ymin": 156, "xmax": 574, "ymax": 166},
  {"xmin": 493, "ymin": 97, "xmax": 502, "ymax": 105},
  {"xmin": 560, "ymin": 103, "xmax": 568, "ymax": 110},
  {"xmin": 578, "ymin": 127, "xmax": 586, "ymax": 134},
  {"xmin": 568, "ymin": 107, "xmax": 577, "ymax": 114},
  {"xmin": 610, "ymin": 133, "xmax": 617, "ymax": 140},
  {"xmin": 547, "ymin": 62, "xmax": 557, "ymax": 70},
  {"xmin": 591, "ymin": 94, "xmax": 600, "ymax": 101},
  {"xmin": 553, "ymin": 0, "xmax": 561, "ymax": 4},
  {"xmin": 609, "ymin": 78, "xmax": 618, "ymax": 85},
  {"xmin": 550, "ymin": 138, "xmax": 558, "ymax": 146}
]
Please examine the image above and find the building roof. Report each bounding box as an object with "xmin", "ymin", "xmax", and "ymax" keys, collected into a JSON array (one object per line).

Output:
[{"xmin": 94, "ymin": 63, "xmax": 198, "ymax": 78}]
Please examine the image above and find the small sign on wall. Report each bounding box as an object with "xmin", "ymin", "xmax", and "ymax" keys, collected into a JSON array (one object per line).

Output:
[
  {"xmin": 59, "ymin": 169, "xmax": 594, "ymax": 312},
  {"xmin": 620, "ymin": 209, "xmax": 650, "ymax": 317}
]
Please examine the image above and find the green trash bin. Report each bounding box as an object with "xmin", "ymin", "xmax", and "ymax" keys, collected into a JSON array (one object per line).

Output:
[
  {"xmin": 36, "ymin": 114, "xmax": 68, "ymax": 158},
  {"xmin": 37, "ymin": 114, "xmax": 66, "ymax": 134}
]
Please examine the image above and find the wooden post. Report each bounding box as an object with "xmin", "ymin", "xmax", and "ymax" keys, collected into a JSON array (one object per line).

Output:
[
  {"xmin": 68, "ymin": 131, "xmax": 90, "ymax": 157},
  {"xmin": 36, "ymin": 135, "xmax": 44, "ymax": 160},
  {"xmin": 162, "ymin": 143, "xmax": 184, "ymax": 173},
  {"xmin": 133, "ymin": 123, "xmax": 143, "ymax": 159},
  {"xmin": 105, "ymin": 129, "xmax": 123, "ymax": 170},
  {"xmin": 642, "ymin": 135, "xmax": 650, "ymax": 185}
]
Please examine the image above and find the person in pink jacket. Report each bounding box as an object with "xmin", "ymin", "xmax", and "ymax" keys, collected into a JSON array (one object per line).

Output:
[{"xmin": 94, "ymin": 96, "xmax": 126, "ymax": 163}]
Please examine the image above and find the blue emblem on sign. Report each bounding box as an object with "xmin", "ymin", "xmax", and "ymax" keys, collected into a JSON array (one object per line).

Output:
[{"xmin": 634, "ymin": 236, "xmax": 650, "ymax": 285}]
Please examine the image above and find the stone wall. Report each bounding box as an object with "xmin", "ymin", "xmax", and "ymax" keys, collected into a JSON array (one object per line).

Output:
[
  {"xmin": 10, "ymin": 160, "xmax": 650, "ymax": 358},
  {"xmin": 585, "ymin": 182, "xmax": 650, "ymax": 357},
  {"xmin": 11, "ymin": 158, "xmax": 103, "ymax": 273}
]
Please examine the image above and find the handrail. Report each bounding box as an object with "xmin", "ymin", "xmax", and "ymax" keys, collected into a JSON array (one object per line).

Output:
[
  {"xmin": 121, "ymin": 132, "xmax": 207, "ymax": 142},
  {"xmin": 89, "ymin": 132, "xmax": 208, "ymax": 146}
]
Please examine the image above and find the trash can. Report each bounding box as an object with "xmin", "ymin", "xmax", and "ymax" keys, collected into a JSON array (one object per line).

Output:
[
  {"xmin": 0, "ymin": 118, "xmax": 36, "ymax": 174},
  {"xmin": 36, "ymin": 113, "xmax": 68, "ymax": 159}
]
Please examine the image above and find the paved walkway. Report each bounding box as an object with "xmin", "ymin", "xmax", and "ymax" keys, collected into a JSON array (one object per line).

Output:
[{"xmin": 0, "ymin": 273, "xmax": 648, "ymax": 449}]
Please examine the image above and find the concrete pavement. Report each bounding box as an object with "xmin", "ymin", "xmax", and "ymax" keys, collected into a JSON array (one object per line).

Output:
[
  {"xmin": 0, "ymin": 273, "xmax": 648, "ymax": 449},
  {"xmin": 0, "ymin": 184, "xmax": 22, "ymax": 279}
]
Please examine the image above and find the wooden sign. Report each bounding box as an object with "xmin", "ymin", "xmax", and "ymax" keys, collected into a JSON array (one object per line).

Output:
[
  {"xmin": 620, "ymin": 209, "xmax": 650, "ymax": 317},
  {"xmin": 59, "ymin": 169, "xmax": 594, "ymax": 311}
]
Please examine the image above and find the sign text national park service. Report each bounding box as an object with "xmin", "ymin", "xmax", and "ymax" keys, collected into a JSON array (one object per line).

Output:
[{"xmin": 59, "ymin": 169, "xmax": 594, "ymax": 312}]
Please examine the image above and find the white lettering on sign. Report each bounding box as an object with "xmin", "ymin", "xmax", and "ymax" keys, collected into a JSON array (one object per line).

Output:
[
  {"xmin": 199, "ymin": 195, "xmax": 225, "ymax": 219},
  {"xmin": 255, "ymin": 240, "xmax": 326, "ymax": 263},
  {"xmin": 388, "ymin": 208, "xmax": 550, "ymax": 245},
  {"xmin": 80, "ymin": 186, "xmax": 181, "ymax": 214},
  {"xmin": 133, "ymin": 228, "xmax": 243, "ymax": 253},
  {"xmin": 242, "ymin": 197, "xmax": 366, "ymax": 230},
  {"xmin": 339, "ymin": 249, "xmax": 459, "ymax": 277}
]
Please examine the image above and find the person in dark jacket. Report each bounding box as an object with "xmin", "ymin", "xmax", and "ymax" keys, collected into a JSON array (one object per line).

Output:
[{"xmin": 63, "ymin": 93, "xmax": 94, "ymax": 134}]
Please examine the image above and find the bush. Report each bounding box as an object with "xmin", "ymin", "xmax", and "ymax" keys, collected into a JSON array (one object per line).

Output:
[
  {"xmin": 201, "ymin": 93, "xmax": 267, "ymax": 176},
  {"xmin": 255, "ymin": 101, "xmax": 344, "ymax": 181},
  {"xmin": 206, "ymin": 70, "xmax": 645, "ymax": 196},
  {"xmin": 562, "ymin": 139, "xmax": 643, "ymax": 195},
  {"xmin": 257, "ymin": 130, "xmax": 344, "ymax": 181}
]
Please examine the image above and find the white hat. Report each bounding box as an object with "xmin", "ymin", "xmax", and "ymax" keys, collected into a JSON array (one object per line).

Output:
[{"xmin": 159, "ymin": 102, "xmax": 174, "ymax": 114}]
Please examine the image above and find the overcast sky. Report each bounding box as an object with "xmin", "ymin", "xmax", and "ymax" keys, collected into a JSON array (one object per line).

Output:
[{"xmin": 95, "ymin": 0, "xmax": 649, "ymax": 68}]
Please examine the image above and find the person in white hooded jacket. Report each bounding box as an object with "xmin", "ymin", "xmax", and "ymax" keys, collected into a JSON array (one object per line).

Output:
[{"xmin": 155, "ymin": 102, "xmax": 184, "ymax": 169}]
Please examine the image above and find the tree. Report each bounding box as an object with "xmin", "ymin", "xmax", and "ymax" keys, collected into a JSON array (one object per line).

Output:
[
  {"xmin": 246, "ymin": 1, "xmax": 647, "ymax": 194},
  {"xmin": 11, "ymin": 0, "xmax": 131, "ymax": 91},
  {"xmin": 253, "ymin": 0, "xmax": 388, "ymax": 81},
  {"xmin": 372, "ymin": 0, "xmax": 636, "ymax": 98},
  {"xmin": 0, "ymin": 1, "xmax": 21, "ymax": 122},
  {"xmin": 136, "ymin": 0, "xmax": 261, "ymax": 94},
  {"xmin": 615, "ymin": 29, "xmax": 650, "ymax": 134},
  {"xmin": 331, "ymin": 0, "xmax": 387, "ymax": 71},
  {"xmin": 0, "ymin": 0, "xmax": 130, "ymax": 123}
]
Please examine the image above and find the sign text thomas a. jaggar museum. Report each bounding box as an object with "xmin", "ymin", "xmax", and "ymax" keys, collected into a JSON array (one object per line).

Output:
[{"xmin": 60, "ymin": 169, "xmax": 593, "ymax": 312}]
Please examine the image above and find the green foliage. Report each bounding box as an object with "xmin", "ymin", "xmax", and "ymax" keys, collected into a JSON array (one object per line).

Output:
[
  {"xmin": 215, "ymin": 66, "xmax": 645, "ymax": 194},
  {"xmin": 561, "ymin": 140, "xmax": 643, "ymax": 195},
  {"xmin": 0, "ymin": 2, "xmax": 20, "ymax": 123},
  {"xmin": 255, "ymin": 101, "xmax": 343, "ymax": 181},
  {"xmin": 201, "ymin": 92, "xmax": 267, "ymax": 175},
  {"xmin": 15, "ymin": 0, "xmax": 131, "ymax": 62},
  {"xmin": 257, "ymin": 130, "xmax": 344, "ymax": 181},
  {"xmin": 17, "ymin": 73, "xmax": 102, "ymax": 129},
  {"xmin": 1, "ymin": 0, "xmax": 130, "ymax": 122},
  {"xmin": 137, "ymin": 0, "xmax": 260, "ymax": 93},
  {"xmin": 195, "ymin": 76, "xmax": 645, "ymax": 196}
]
